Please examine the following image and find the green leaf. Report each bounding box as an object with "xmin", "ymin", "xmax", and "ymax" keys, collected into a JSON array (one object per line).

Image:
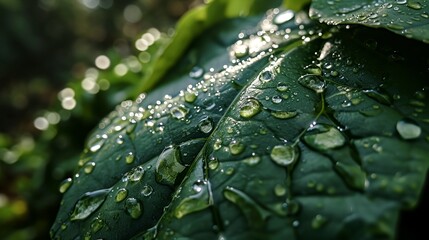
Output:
[
  {"xmin": 283, "ymin": 0, "xmax": 312, "ymax": 11},
  {"xmin": 309, "ymin": 0, "xmax": 429, "ymax": 43},
  {"xmin": 52, "ymin": 7, "xmax": 429, "ymax": 240},
  {"xmin": 134, "ymin": 0, "xmax": 282, "ymax": 97}
]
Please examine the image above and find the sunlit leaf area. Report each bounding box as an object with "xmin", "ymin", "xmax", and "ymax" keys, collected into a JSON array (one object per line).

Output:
[{"xmin": 0, "ymin": 0, "xmax": 197, "ymax": 239}]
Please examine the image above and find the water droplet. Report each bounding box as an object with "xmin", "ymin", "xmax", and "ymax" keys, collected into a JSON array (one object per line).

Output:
[
  {"xmin": 271, "ymin": 95, "xmax": 282, "ymax": 104},
  {"xmin": 116, "ymin": 136, "xmax": 124, "ymax": 145},
  {"xmin": 175, "ymin": 180, "xmax": 211, "ymax": 218},
  {"xmin": 298, "ymin": 74, "xmax": 325, "ymax": 93},
  {"xmin": 283, "ymin": 200, "xmax": 300, "ymax": 216},
  {"xmin": 311, "ymin": 214, "xmax": 327, "ymax": 229},
  {"xmin": 276, "ymin": 83, "xmax": 289, "ymax": 92},
  {"xmin": 189, "ymin": 66, "xmax": 204, "ymax": 79},
  {"xmin": 115, "ymin": 188, "xmax": 128, "ymax": 202},
  {"xmin": 225, "ymin": 167, "xmax": 235, "ymax": 175},
  {"xmin": 126, "ymin": 152, "xmax": 135, "ymax": 164},
  {"xmin": 396, "ymin": 0, "xmax": 407, "ymax": 5},
  {"xmin": 396, "ymin": 119, "xmax": 421, "ymax": 139},
  {"xmin": 198, "ymin": 118, "xmax": 213, "ymax": 134},
  {"xmin": 239, "ymin": 98, "xmax": 262, "ymax": 118},
  {"xmin": 141, "ymin": 185, "xmax": 153, "ymax": 197},
  {"xmin": 242, "ymin": 155, "xmax": 261, "ymax": 166},
  {"xmin": 84, "ymin": 162, "xmax": 96, "ymax": 174},
  {"xmin": 259, "ymin": 70, "xmax": 274, "ymax": 82},
  {"xmin": 270, "ymin": 144, "xmax": 299, "ymax": 167},
  {"xmin": 270, "ymin": 111, "xmax": 298, "ymax": 119},
  {"xmin": 59, "ymin": 178, "xmax": 73, "ymax": 193},
  {"xmin": 125, "ymin": 198, "xmax": 142, "ymax": 219},
  {"xmin": 155, "ymin": 146, "xmax": 186, "ymax": 186},
  {"xmin": 386, "ymin": 23, "xmax": 404, "ymax": 30},
  {"xmin": 363, "ymin": 89, "xmax": 392, "ymax": 105},
  {"xmin": 229, "ymin": 140, "xmax": 245, "ymax": 155},
  {"xmin": 170, "ymin": 106, "xmax": 189, "ymax": 120},
  {"xmin": 208, "ymin": 157, "xmax": 219, "ymax": 170},
  {"xmin": 274, "ymin": 10, "xmax": 294, "ymax": 24},
  {"xmin": 129, "ymin": 166, "xmax": 145, "ymax": 182},
  {"xmin": 70, "ymin": 188, "xmax": 110, "ymax": 221},
  {"xmin": 90, "ymin": 217, "xmax": 104, "ymax": 233},
  {"xmin": 213, "ymin": 139, "xmax": 222, "ymax": 150},
  {"xmin": 231, "ymin": 42, "xmax": 249, "ymax": 58},
  {"xmin": 303, "ymin": 124, "xmax": 346, "ymax": 151},
  {"xmin": 184, "ymin": 90, "xmax": 198, "ymax": 103},
  {"xmin": 274, "ymin": 184, "xmax": 286, "ymax": 196},
  {"xmin": 223, "ymin": 186, "xmax": 270, "ymax": 228},
  {"xmin": 305, "ymin": 65, "xmax": 322, "ymax": 75}
]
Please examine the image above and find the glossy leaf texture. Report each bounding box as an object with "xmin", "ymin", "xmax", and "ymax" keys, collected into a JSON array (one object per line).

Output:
[
  {"xmin": 52, "ymin": 7, "xmax": 429, "ymax": 240},
  {"xmin": 309, "ymin": 0, "xmax": 429, "ymax": 43}
]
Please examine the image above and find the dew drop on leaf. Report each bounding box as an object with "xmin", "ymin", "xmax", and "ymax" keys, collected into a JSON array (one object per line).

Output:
[
  {"xmin": 259, "ymin": 70, "xmax": 274, "ymax": 82},
  {"xmin": 303, "ymin": 124, "xmax": 346, "ymax": 150},
  {"xmin": 273, "ymin": 10, "xmax": 294, "ymax": 25},
  {"xmin": 184, "ymin": 90, "xmax": 198, "ymax": 103},
  {"xmin": 141, "ymin": 185, "xmax": 153, "ymax": 197},
  {"xmin": 70, "ymin": 188, "xmax": 110, "ymax": 221},
  {"xmin": 270, "ymin": 111, "xmax": 298, "ymax": 119},
  {"xmin": 155, "ymin": 146, "xmax": 186, "ymax": 186},
  {"xmin": 274, "ymin": 184, "xmax": 286, "ymax": 196},
  {"xmin": 242, "ymin": 155, "xmax": 261, "ymax": 166},
  {"xmin": 84, "ymin": 162, "xmax": 96, "ymax": 174},
  {"xmin": 396, "ymin": 119, "xmax": 421, "ymax": 139},
  {"xmin": 59, "ymin": 178, "xmax": 73, "ymax": 193},
  {"xmin": 363, "ymin": 89, "xmax": 392, "ymax": 105},
  {"xmin": 271, "ymin": 95, "xmax": 282, "ymax": 104},
  {"xmin": 407, "ymin": 1, "xmax": 422, "ymax": 9},
  {"xmin": 174, "ymin": 180, "xmax": 211, "ymax": 219},
  {"xmin": 170, "ymin": 106, "xmax": 189, "ymax": 120},
  {"xmin": 208, "ymin": 157, "xmax": 219, "ymax": 170},
  {"xmin": 298, "ymin": 74, "xmax": 325, "ymax": 93},
  {"xmin": 189, "ymin": 66, "xmax": 204, "ymax": 79},
  {"xmin": 115, "ymin": 188, "xmax": 128, "ymax": 202},
  {"xmin": 276, "ymin": 83, "xmax": 289, "ymax": 92},
  {"xmin": 198, "ymin": 117, "xmax": 213, "ymax": 134},
  {"xmin": 125, "ymin": 152, "xmax": 135, "ymax": 164},
  {"xmin": 125, "ymin": 198, "xmax": 142, "ymax": 219},
  {"xmin": 239, "ymin": 98, "xmax": 262, "ymax": 118},
  {"xmin": 229, "ymin": 140, "xmax": 245, "ymax": 155},
  {"xmin": 90, "ymin": 217, "xmax": 104, "ymax": 233},
  {"xmin": 129, "ymin": 166, "xmax": 145, "ymax": 182},
  {"xmin": 270, "ymin": 144, "xmax": 299, "ymax": 167}
]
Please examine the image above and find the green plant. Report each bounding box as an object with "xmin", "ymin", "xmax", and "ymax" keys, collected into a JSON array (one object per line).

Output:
[{"xmin": 51, "ymin": 0, "xmax": 429, "ymax": 239}]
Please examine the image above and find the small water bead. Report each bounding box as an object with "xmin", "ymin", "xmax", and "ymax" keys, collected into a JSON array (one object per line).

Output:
[
  {"xmin": 59, "ymin": 178, "xmax": 73, "ymax": 193},
  {"xmin": 125, "ymin": 198, "xmax": 142, "ymax": 219},
  {"xmin": 141, "ymin": 185, "xmax": 154, "ymax": 197},
  {"xmin": 239, "ymin": 98, "xmax": 262, "ymax": 119},
  {"xmin": 270, "ymin": 144, "xmax": 300, "ymax": 167},
  {"xmin": 229, "ymin": 140, "xmax": 245, "ymax": 155},
  {"xmin": 270, "ymin": 111, "xmax": 298, "ymax": 119},
  {"xmin": 198, "ymin": 118, "xmax": 213, "ymax": 134},
  {"xmin": 84, "ymin": 162, "xmax": 96, "ymax": 174},
  {"xmin": 276, "ymin": 83, "xmax": 289, "ymax": 92},
  {"xmin": 271, "ymin": 95, "xmax": 282, "ymax": 104},
  {"xmin": 126, "ymin": 152, "xmax": 135, "ymax": 164},
  {"xmin": 170, "ymin": 106, "xmax": 189, "ymax": 120},
  {"xmin": 192, "ymin": 180, "xmax": 207, "ymax": 193},
  {"xmin": 70, "ymin": 188, "xmax": 110, "ymax": 221},
  {"xmin": 311, "ymin": 214, "xmax": 327, "ymax": 229},
  {"xmin": 208, "ymin": 157, "xmax": 220, "ymax": 170},
  {"xmin": 129, "ymin": 166, "xmax": 145, "ymax": 182},
  {"xmin": 274, "ymin": 10, "xmax": 294, "ymax": 24},
  {"xmin": 396, "ymin": 0, "xmax": 407, "ymax": 4},
  {"xmin": 213, "ymin": 139, "xmax": 222, "ymax": 150},
  {"xmin": 304, "ymin": 65, "xmax": 322, "ymax": 75},
  {"xmin": 225, "ymin": 167, "xmax": 235, "ymax": 175},
  {"xmin": 90, "ymin": 217, "xmax": 104, "ymax": 233},
  {"xmin": 282, "ymin": 199, "xmax": 300, "ymax": 216},
  {"xmin": 274, "ymin": 184, "xmax": 286, "ymax": 196},
  {"xmin": 303, "ymin": 124, "xmax": 346, "ymax": 151},
  {"xmin": 184, "ymin": 90, "xmax": 198, "ymax": 103},
  {"xmin": 189, "ymin": 66, "xmax": 204, "ymax": 79},
  {"xmin": 116, "ymin": 135, "xmax": 124, "ymax": 145},
  {"xmin": 242, "ymin": 155, "xmax": 261, "ymax": 166},
  {"xmin": 115, "ymin": 188, "xmax": 128, "ymax": 202},
  {"xmin": 396, "ymin": 119, "xmax": 421, "ymax": 139},
  {"xmin": 259, "ymin": 70, "xmax": 274, "ymax": 82},
  {"xmin": 298, "ymin": 74, "xmax": 325, "ymax": 93}
]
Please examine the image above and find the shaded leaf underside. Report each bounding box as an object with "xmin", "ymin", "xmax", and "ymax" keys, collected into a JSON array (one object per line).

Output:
[{"xmin": 52, "ymin": 7, "xmax": 429, "ymax": 240}]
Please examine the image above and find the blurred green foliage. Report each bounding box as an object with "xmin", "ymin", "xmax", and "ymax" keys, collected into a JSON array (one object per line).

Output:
[{"xmin": 0, "ymin": 0, "xmax": 199, "ymax": 239}]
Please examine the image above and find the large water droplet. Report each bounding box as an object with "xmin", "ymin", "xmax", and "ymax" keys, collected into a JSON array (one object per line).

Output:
[
  {"xmin": 189, "ymin": 66, "xmax": 204, "ymax": 79},
  {"xmin": 129, "ymin": 166, "xmax": 145, "ymax": 182},
  {"xmin": 115, "ymin": 188, "xmax": 128, "ymax": 202},
  {"xmin": 223, "ymin": 186, "xmax": 270, "ymax": 228},
  {"xmin": 270, "ymin": 144, "xmax": 299, "ymax": 167},
  {"xmin": 271, "ymin": 111, "xmax": 298, "ymax": 119},
  {"xmin": 126, "ymin": 198, "xmax": 142, "ymax": 219},
  {"xmin": 141, "ymin": 185, "xmax": 154, "ymax": 197},
  {"xmin": 259, "ymin": 70, "xmax": 274, "ymax": 82},
  {"xmin": 229, "ymin": 140, "xmax": 245, "ymax": 155},
  {"xmin": 274, "ymin": 10, "xmax": 294, "ymax": 24},
  {"xmin": 239, "ymin": 98, "xmax": 262, "ymax": 118},
  {"xmin": 170, "ymin": 106, "xmax": 189, "ymax": 120},
  {"xmin": 396, "ymin": 119, "xmax": 421, "ymax": 139},
  {"xmin": 303, "ymin": 124, "xmax": 346, "ymax": 151},
  {"xmin": 59, "ymin": 178, "xmax": 73, "ymax": 193},
  {"xmin": 155, "ymin": 146, "xmax": 186, "ymax": 186},
  {"xmin": 70, "ymin": 188, "xmax": 110, "ymax": 221},
  {"xmin": 298, "ymin": 74, "xmax": 325, "ymax": 93},
  {"xmin": 175, "ymin": 180, "xmax": 211, "ymax": 219},
  {"xmin": 84, "ymin": 162, "xmax": 96, "ymax": 174},
  {"xmin": 311, "ymin": 214, "xmax": 327, "ymax": 229},
  {"xmin": 407, "ymin": 1, "xmax": 423, "ymax": 9},
  {"xmin": 198, "ymin": 117, "xmax": 213, "ymax": 134}
]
